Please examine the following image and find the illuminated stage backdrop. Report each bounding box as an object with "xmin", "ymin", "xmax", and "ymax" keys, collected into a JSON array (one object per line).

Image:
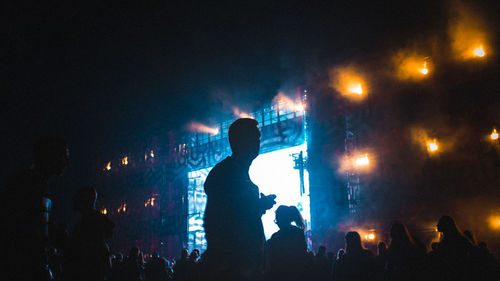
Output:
[{"xmin": 186, "ymin": 97, "xmax": 310, "ymax": 251}]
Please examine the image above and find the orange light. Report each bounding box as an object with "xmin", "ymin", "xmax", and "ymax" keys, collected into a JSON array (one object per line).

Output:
[
  {"xmin": 355, "ymin": 154, "xmax": 369, "ymax": 167},
  {"xmin": 490, "ymin": 129, "xmax": 498, "ymax": 140},
  {"xmin": 329, "ymin": 66, "xmax": 367, "ymax": 99},
  {"xmin": 150, "ymin": 150, "xmax": 155, "ymax": 158},
  {"xmin": 349, "ymin": 83, "xmax": 363, "ymax": 95},
  {"xmin": 294, "ymin": 103, "xmax": 305, "ymax": 112},
  {"xmin": 233, "ymin": 107, "xmax": 253, "ymax": 119},
  {"xmin": 419, "ymin": 62, "xmax": 429, "ymax": 75},
  {"xmin": 101, "ymin": 208, "xmax": 107, "ymax": 215},
  {"xmin": 188, "ymin": 122, "xmax": 220, "ymax": 135},
  {"xmin": 106, "ymin": 162, "xmax": 111, "ymax": 171},
  {"xmin": 472, "ymin": 46, "xmax": 485, "ymax": 57},
  {"xmin": 122, "ymin": 204, "xmax": 126, "ymax": 212},
  {"xmin": 489, "ymin": 216, "xmax": 500, "ymax": 230},
  {"xmin": 121, "ymin": 156, "xmax": 128, "ymax": 165},
  {"xmin": 427, "ymin": 140, "xmax": 439, "ymax": 152},
  {"xmin": 273, "ymin": 92, "xmax": 305, "ymax": 112},
  {"xmin": 368, "ymin": 233, "xmax": 375, "ymax": 240}
]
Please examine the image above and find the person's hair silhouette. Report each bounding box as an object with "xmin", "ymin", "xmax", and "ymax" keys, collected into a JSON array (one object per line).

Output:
[
  {"xmin": 228, "ymin": 118, "xmax": 261, "ymax": 160},
  {"xmin": 275, "ymin": 205, "xmax": 305, "ymax": 230}
]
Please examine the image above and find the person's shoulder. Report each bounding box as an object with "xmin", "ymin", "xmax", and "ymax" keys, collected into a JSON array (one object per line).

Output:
[
  {"xmin": 362, "ymin": 249, "xmax": 375, "ymax": 258},
  {"xmin": 205, "ymin": 157, "xmax": 231, "ymax": 185},
  {"xmin": 290, "ymin": 225, "xmax": 305, "ymax": 234}
]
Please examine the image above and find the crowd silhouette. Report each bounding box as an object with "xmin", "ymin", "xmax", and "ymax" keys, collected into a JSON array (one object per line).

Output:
[{"xmin": 1, "ymin": 121, "xmax": 499, "ymax": 281}]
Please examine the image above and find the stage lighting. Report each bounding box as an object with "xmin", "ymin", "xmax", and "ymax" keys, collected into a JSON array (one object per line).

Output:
[
  {"xmin": 427, "ymin": 140, "xmax": 438, "ymax": 153},
  {"xmin": 472, "ymin": 45, "xmax": 485, "ymax": 57},
  {"xmin": 355, "ymin": 154, "xmax": 369, "ymax": 167},
  {"xmin": 419, "ymin": 62, "xmax": 429, "ymax": 75},
  {"xmin": 106, "ymin": 162, "xmax": 111, "ymax": 170},
  {"xmin": 490, "ymin": 128, "xmax": 498, "ymax": 141},
  {"xmin": 122, "ymin": 156, "xmax": 128, "ymax": 165},
  {"xmin": 349, "ymin": 83, "xmax": 363, "ymax": 95},
  {"xmin": 489, "ymin": 216, "xmax": 500, "ymax": 230}
]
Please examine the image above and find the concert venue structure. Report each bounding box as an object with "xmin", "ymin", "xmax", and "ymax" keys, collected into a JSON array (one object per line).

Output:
[
  {"xmin": 94, "ymin": 91, "xmax": 322, "ymax": 257},
  {"xmin": 94, "ymin": 58, "xmax": 500, "ymax": 257},
  {"xmin": 93, "ymin": 89, "xmax": 361, "ymax": 256}
]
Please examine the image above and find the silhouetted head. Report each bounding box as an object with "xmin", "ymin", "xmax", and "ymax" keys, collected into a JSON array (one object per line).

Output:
[
  {"xmin": 275, "ymin": 205, "xmax": 305, "ymax": 230},
  {"xmin": 437, "ymin": 216, "xmax": 461, "ymax": 236},
  {"xmin": 190, "ymin": 251, "xmax": 199, "ymax": 261},
  {"xmin": 336, "ymin": 249, "xmax": 345, "ymax": 260},
  {"xmin": 181, "ymin": 248, "xmax": 189, "ymax": 259},
  {"xmin": 463, "ymin": 230, "xmax": 478, "ymax": 246},
  {"xmin": 390, "ymin": 221, "xmax": 414, "ymax": 245},
  {"xmin": 34, "ymin": 137, "xmax": 69, "ymax": 177},
  {"xmin": 377, "ymin": 241, "xmax": 387, "ymax": 256},
  {"xmin": 228, "ymin": 118, "xmax": 260, "ymax": 161},
  {"xmin": 327, "ymin": 252, "xmax": 334, "ymax": 260},
  {"xmin": 431, "ymin": 242, "xmax": 439, "ymax": 251},
  {"xmin": 130, "ymin": 247, "xmax": 140, "ymax": 259},
  {"xmin": 345, "ymin": 231, "xmax": 363, "ymax": 253},
  {"xmin": 318, "ymin": 246, "xmax": 327, "ymax": 257},
  {"xmin": 73, "ymin": 186, "xmax": 97, "ymax": 212}
]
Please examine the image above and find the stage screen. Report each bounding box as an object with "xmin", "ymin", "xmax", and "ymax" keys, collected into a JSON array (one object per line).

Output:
[{"xmin": 187, "ymin": 143, "xmax": 310, "ymax": 251}]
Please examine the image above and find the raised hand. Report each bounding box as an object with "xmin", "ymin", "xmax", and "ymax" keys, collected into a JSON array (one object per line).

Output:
[{"xmin": 260, "ymin": 193, "xmax": 277, "ymax": 211}]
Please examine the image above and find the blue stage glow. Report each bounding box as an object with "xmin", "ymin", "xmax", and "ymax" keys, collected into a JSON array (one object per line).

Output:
[
  {"xmin": 249, "ymin": 143, "xmax": 311, "ymax": 239},
  {"xmin": 187, "ymin": 143, "xmax": 310, "ymax": 251}
]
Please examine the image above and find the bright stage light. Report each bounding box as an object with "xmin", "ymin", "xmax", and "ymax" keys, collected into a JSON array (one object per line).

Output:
[
  {"xmin": 490, "ymin": 129, "xmax": 498, "ymax": 141},
  {"xmin": 349, "ymin": 84, "xmax": 363, "ymax": 95},
  {"xmin": 294, "ymin": 103, "xmax": 305, "ymax": 112},
  {"xmin": 419, "ymin": 62, "xmax": 429, "ymax": 75},
  {"xmin": 249, "ymin": 144, "xmax": 310, "ymax": 238},
  {"xmin": 122, "ymin": 156, "xmax": 128, "ymax": 165},
  {"xmin": 233, "ymin": 107, "xmax": 253, "ymax": 119},
  {"xmin": 355, "ymin": 154, "xmax": 369, "ymax": 167},
  {"xmin": 427, "ymin": 140, "xmax": 438, "ymax": 153},
  {"xmin": 106, "ymin": 162, "xmax": 111, "ymax": 170},
  {"xmin": 489, "ymin": 216, "xmax": 500, "ymax": 230},
  {"xmin": 188, "ymin": 122, "xmax": 220, "ymax": 135},
  {"xmin": 186, "ymin": 143, "xmax": 311, "ymax": 250},
  {"xmin": 472, "ymin": 45, "xmax": 485, "ymax": 57}
]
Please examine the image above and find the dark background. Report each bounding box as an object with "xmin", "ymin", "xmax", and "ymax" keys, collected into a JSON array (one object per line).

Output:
[{"xmin": 2, "ymin": 0, "xmax": 499, "ymax": 236}]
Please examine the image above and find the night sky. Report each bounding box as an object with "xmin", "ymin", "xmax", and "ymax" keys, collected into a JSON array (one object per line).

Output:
[{"xmin": 2, "ymin": 0, "xmax": 499, "ymax": 218}]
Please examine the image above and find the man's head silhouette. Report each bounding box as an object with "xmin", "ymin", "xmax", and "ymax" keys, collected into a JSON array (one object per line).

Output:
[{"xmin": 228, "ymin": 118, "xmax": 260, "ymax": 161}]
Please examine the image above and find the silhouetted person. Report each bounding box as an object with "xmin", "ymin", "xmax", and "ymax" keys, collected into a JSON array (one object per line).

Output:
[
  {"xmin": 64, "ymin": 186, "xmax": 114, "ymax": 281},
  {"xmin": 173, "ymin": 249, "xmax": 189, "ymax": 281},
  {"xmin": 203, "ymin": 118, "xmax": 276, "ymax": 280},
  {"xmin": 145, "ymin": 253, "xmax": 170, "ymax": 281},
  {"xmin": 385, "ymin": 222, "xmax": 425, "ymax": 281},
  {"xmin": 110, "ymin": 253, "xmax": 124, "ymax": 281},
  {"xmin": 463, "ymin": 230, "xmax": 478, "ymax": 247},
  {"xmin": 0, "ymin": 137, "xmax": 69, "ymax": 281},
  {"xmin": 314, "ymin": 245, "xmax": 330, "ymax": 281},
  {"xmin": 332, "ymin": 232, "xmax": 375, "ymax": 281},
  {"xmin": 266, "ymin": 205, "xmax": 307, "ymax": 281},
  {"xmin": 432, "ymin": 215, "xmax": 475, "ymax": 281},
  {"xmin": 120, "ymin": 247, "xmax": 144, "ymax": 281},
  {"xmin": 375, "ymin": 242, "xmax": 387, "ymax": 281}
]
